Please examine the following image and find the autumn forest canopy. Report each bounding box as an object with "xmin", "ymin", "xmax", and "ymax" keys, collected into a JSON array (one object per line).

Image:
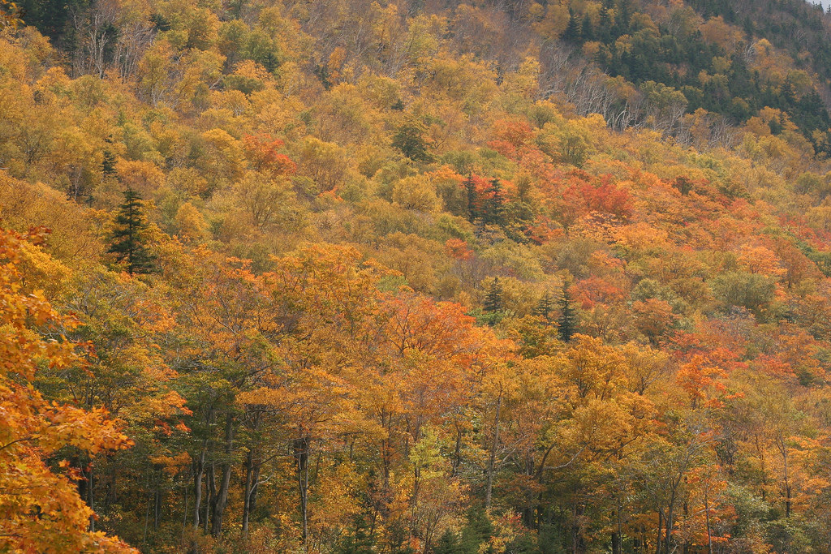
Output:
[{"xmin": 8, "ymin": 0, "xmax": 831, "ymax": 552}]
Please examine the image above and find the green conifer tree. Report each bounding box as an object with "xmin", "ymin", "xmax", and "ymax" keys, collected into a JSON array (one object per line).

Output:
[
  {"xmin": 392, "ymin": 117, "xmax": 432, "ymax": 162},
  {"xmin": 534, "ymin": 291, "xmax": 555, "ymax": 324},
  {"xmin": 581, "ymin": 13, "xmax": 594, "ymax": 42},
  {"xmin": 483, "ymin": 178, "xmax": 504, "ymax": 226},
  {"xmin": 563, "ymin": 8, "xmax": 581, "ymax": 42},
  {"xmin": 558, "ymin": 283, "xmax": 577, "ymax": 342},
  {"xmin": 334, "ymin": 516, "xmax": 376, "ymax": 554},
  {"xmin": 484, "ymin": 277, "xmax": 503, "ymax": 314},
  {"xmin": 432, "ymin": 529, "xmax": 461, "ymax": 554},
  {"xmin": 107, "ymin": 188, "xmax": 156, "ymax": 275}
]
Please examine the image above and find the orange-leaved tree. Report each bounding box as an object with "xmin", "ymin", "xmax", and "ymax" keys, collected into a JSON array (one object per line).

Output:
[{"xmin": 0, "ymin": 227, "xmax": 134, "ymax": 553}]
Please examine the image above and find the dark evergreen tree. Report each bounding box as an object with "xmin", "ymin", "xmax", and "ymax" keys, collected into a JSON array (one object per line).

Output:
[
  {"xmin": 563, "ymin": 9, "xmax": 581, "ymax": 42},
  {"xmin": 614, "ymin": 0, "xmax": 632, "ymax": 36},
  {"xmin": 558, "ymin": 283, "xmax": 577, "ymax": 342},
  {"xmin": 534, "ymin": 291, "xmax": 555, "ymax": 324},
  {"xmin": 107, "ymin": 189, "xmax": 156, "ymax": 275},
  {"xmin": 581, "ymin": 13, "xmax": 595, "ymax": 42},
  {"xmin": 460, "ymin": 507, "xmax": 494, "ymax": 554},
  {"xmin": 334, "ymin": 516, "xmax": 376, "ymax": 554},
  {"xmin": 482, "ymin": 178, "xmax": 504, "ymax": 226},
  {"xmin": 17, "ymin": 0, "xmax": 91, "ymax": 42},
  {"xmin": 433, "ymin": 529, "xmax": 461, "ymax": 554},
  {"xmin": 392, "ymin": 118, "xmax": 432, "ymax": 162},
  {"xmin": 101, "ymin": 150, "xmax": 116, "ymax": 177},
  {"xmin": 484, "ymin": 278, "xmax": 503, "ymax": 314},
  {"xmin": 598, "ymin": 5, "xmax": 612, "ymax": 43}
]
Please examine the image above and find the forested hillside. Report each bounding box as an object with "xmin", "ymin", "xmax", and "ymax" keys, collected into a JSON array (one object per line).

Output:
[{"xmin": 6, "ymin": 0, "xmax": 831, "ymax": 552}]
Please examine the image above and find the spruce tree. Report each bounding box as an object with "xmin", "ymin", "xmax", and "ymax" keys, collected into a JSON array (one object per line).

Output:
[
  {"xmin": 563, "ymin": 8, "xmax": 581, "ymax": 42},
  {"xmin": 534, "ymin": 291, "xmax": 555, "ymax": 324},
  {"xmin": 483, "ymin": 178, "xmax": 504, "ymax": 226},
  {"xmin": 334, "ymin": 516, "xmax": 376, "ymax": 554},
  {"xmin": 558, "ymin": 283, "xmax": 577, "ymax": 342},
  {"xmin": 581, "ymin": 13, "xmax": 594, "ymax": 42},
  {"xmin": 484, "ymin": 277, "xmax": 503, "ymax": 314},
  {"xmin": 598, "ymin": 5, "xmax": 611, "ymax": 43},
  {"xmin": 101, "ymin": 149, "xmax": 116, "ymax": 177},
  {"xmin": 433, "ymin": 529, "xmax": 461, "ymax": 554},
  {"xmin": 107, "ymin": 188, "xmax": 156, "ymax": 275},
  {"xmin": 392, "ymin": 117, "xmax": 432, "ymax": 162}
]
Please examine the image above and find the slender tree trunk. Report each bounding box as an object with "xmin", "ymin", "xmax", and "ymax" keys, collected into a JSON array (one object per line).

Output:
[
  {"xmin": 211, "ymin": 414, "xmax": 234, "ymax": 536},
  {"xmin": 295, "ymin": 436, "xmax": 311, "ymax": 547},
  {"xmin": 205, "ymin": 464, "xmax": 214, "ymax": 534},
  {"xmin": 242, "ymin": 411, "xmax": 261, "ymax": 535},
  {"xmin": 242, "ymin": 450, "xmax": 254, "ymax": 536},
  {"xmin": 154, "ymin": 470, "xmax": 162, "ymax": 531},
  {"xmin": 704, "ymin": 485, "xmax": 713, "ymax": 554},
  {"xmin": 143, "ymin": 472, "xmax": 151, "ymax": 547},
  {"xmin": 193, "ymin": 446, "xmax": 206, "ymax": 529},
  {"xmin": 783, "ymin": 446, "xmax": 791, "ymax": 518},
  {"xmin": 665, "ymin": 500, "xmax": 675, "ymax": 554},
  {"xmin": 182, "ymin": 476, "xmax": 189, "ymax": 543},
  {"xmin": 485, "ymin": 392, "xmax": 502, "ymax": 510},
  {"xmin": 452, "ymin": 425, "xmax": 462, "ymax": 477},
  {"xmin": 88, "ymin": 466, "xmax": 95, "ymax": 532},
  {"xmin": 612, "ymin": 498, "xmax": 623, "ymax": 554},
  {"xmin": 250, "ymin": 461, "xmax": 261, "ymax": 514},
  {"xmin": 655, "ymin": 511, "xmax": 662, "ymax": 554},
  {"xmin": 571, "ymin": 501, "xmax": 580, "ymax": 554},
  {"xmin": 522, "ymin": 454, "xmax": 534, "ymax": 528}
]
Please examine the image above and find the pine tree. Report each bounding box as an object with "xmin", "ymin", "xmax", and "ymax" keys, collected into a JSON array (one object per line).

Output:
[
  {"xmin": 483, "ymin": 178, "xmax": 504, "ymax": 226},
  {"xmin": 558, "ymin": 283, "xmax": 577, "ymax": 342},
  {"xmin": 484, "ymin": 277, "xmax": 503, "ymax": 314},
  {"xmin": 534, "ymin": 291, "xmax": 555, "ymax": 324},
  {"xmin": 598, "ymin": 5, "xmax": 611, "ymax": 43},
  {"xmin": 101, "ymin": 150, "xmax": 116, "ymax": 177},
  {"xmin": 334, "ymin": 516, "xmax": 376, "ymax": 554},
  {"xmin": 392, "ymin": 117, "xmax": 432, "ymax": 162},
  {"xmin": 615, "ymin": 0, "xmax": 632, "ymax": 36},
  {"xmin": 107, "ymin": 188, "xmax": 156, "ymax": 275},
  {"xmin": 581, "ymin": 13, "xmax": 595, "ymax": 42},
  {"xmin": 433, "ymin": 529, "xmax": 461, "ymax": 554},
  {"xmin": 563, "ymin": 8, "xmax": 581, "ymax": 42}
]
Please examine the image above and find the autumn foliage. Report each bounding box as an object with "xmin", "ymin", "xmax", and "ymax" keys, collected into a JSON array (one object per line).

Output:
[
  {"xmin": 5, "ymin": 0, "xmax": 831, "ymax": 553},
  {"xmin": 0, "ymin": 228, "xmax": 133, "ymax": 553}
]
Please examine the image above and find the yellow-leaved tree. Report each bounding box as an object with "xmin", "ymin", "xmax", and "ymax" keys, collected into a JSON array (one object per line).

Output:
[{"xmin": 0, "ymin": 227, "xmax": 134, "ymax": 553}]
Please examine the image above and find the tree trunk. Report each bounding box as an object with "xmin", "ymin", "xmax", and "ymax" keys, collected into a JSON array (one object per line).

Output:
[
  {"xmin": 571, "ymin": 501, "xmax": 583, "ymax": 554},
  {"xmin": 655, "ymin": 511, "xmax": 662, "ymax": 554},
  {"xmin": 242, "ymin": 448, "xmax": 261, "ymax": 535},
  {"xmin": 87, "ymin": 466, "xmax": 95, "ymax": 532},
  {"xmin": 783, "ymin": 445, "xmax": 791, "ymax": 518},
  {"xmin": 211, "ymin": 413, "xmax": 234, "ymax": 537},
  {"xmin": 154, "ymin": 470, "xmax": 162, "ymax": 531},
  {"xmin": 612, "ymin": 498, "xmax": 623, "ymax": 554},
  {"xmin": 205, "ymin": 464, "xmax": 214, "ymax": 534},
  {"xmin": 193, "ymin": 446, "xmax": 206, "ymax": 529},
  {"xmin": 295, "ymin": 436, "xmax": 311, "ymax": 547},
  {"xmin": 704, "ymin": 485, "xmax": 713, "ymax": 554},
  {"xmin": 485, "ymin": 392, "xmax": 502, "ymax": 510},
  {"xmin": 452, "ymin": 425, "xmax": 463, "ymax": 477},
  {"xmin": 182, "ymin": 478, "xmax": 189, "ymax": 543},
  {"xmin": 664, "ymin": 502, "xmax": 675, "ymax": 554}
]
